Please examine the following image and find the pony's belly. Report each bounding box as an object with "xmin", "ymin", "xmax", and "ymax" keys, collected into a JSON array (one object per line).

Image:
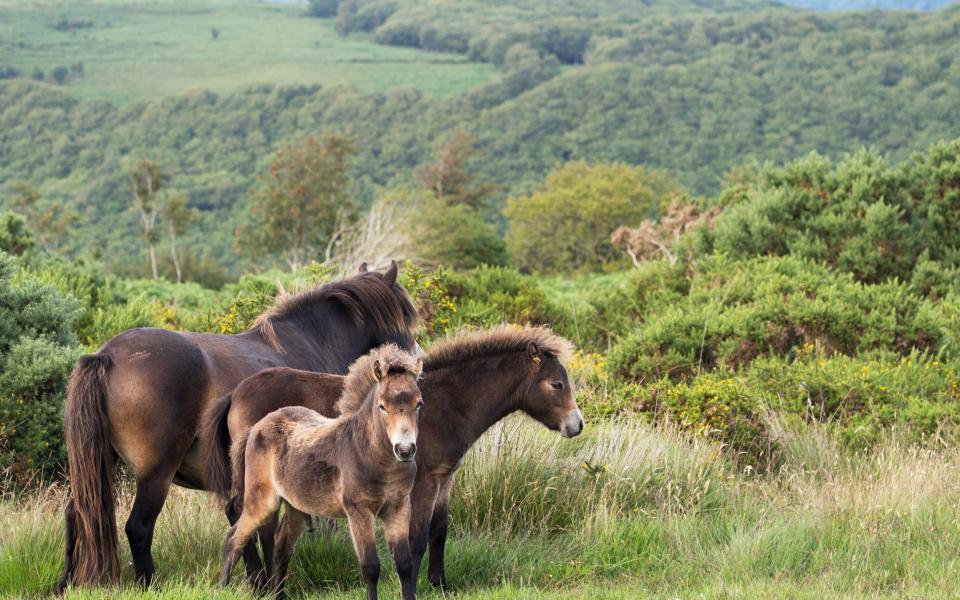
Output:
[
  {"xmin": 173, "ymin": 440, "xmax": 205, "ymax": 489},
  {"xmin": 277, "ymin": 467, "xmax": 344, "ymax": 519}
]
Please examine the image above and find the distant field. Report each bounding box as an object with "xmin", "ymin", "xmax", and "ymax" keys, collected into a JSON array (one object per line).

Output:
[{"xmin": 0, "ymin": 0, "xmax": 497, "ymax": 104}]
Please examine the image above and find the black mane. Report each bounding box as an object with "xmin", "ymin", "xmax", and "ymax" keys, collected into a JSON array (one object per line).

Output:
[{"xmin": 252, "ymin": 272, "xmax": 419, "ymax": 352}]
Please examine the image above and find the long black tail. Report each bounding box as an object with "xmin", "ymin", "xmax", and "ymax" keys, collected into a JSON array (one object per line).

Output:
[
  {"xmin": 64, "ymin": 353, "xmax": 119, "ymax": 586},
  {"xmin": 200, "ymin": 393, "xmax": 234, "ymax": 505}
]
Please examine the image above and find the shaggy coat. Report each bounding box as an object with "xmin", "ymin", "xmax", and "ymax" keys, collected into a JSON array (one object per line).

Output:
[{"xmin": 219, "ymin": 345, "xmax": 423, "ymax": 600}]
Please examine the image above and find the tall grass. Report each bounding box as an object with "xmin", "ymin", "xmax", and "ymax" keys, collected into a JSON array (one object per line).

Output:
[{"xmin": 3, "ymin": 418, "xmax": 960, "ymax": 598}]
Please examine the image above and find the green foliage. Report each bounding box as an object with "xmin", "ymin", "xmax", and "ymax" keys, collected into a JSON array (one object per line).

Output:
[
  {"xmin": 6, "ymin": 4, "xmax": 960, "ymax": 276},
  {"xmin": 505, "ymin": 162, "xmax": 682, "ymax": 273},
  {"xmin": 0, "ymin": 212, "xmax": 35, "ymax": 257},
  {"xmin": 400, "ymin": 261, "xmax": 457, "ymax": 340},
  {"xmin": 608, "ymin": 255, "xmax": 943, "ymax": 381},
  {"xmin": 412, "ymin": 199, "xmax": 508, "ymax": 270},
  {"xmin": 0, "ymin": 252, "xmax": 81, "ymax": 486},
  {"xmin": 702, "ymin": 144, "xmax": 960, "ymax": 283},
  {"xmin": 445, "ymin": 265, "xmax": 551, "ymax": 328},
  {"xmin": 241, "ymin": 134, "xmax": 356, "ymax": 271}
]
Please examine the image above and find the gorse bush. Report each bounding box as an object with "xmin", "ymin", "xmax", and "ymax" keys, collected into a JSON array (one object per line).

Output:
[
  {"xmin": 700, "ymin": 142, "xmax": 960, "ymax": 284},
  {"xmin": 445, "ymin": 265, "xmax": 550, "ymax": 329},
  {"xmin": 608, "ymin": 255, "xmax": 943, "ymax": 381}
]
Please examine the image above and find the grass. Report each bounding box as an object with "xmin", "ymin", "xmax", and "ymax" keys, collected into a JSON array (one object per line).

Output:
[
  {"xmin": 0, "ymin": 0, "xmax": 497, "ymax": 104},
  {"xmin": 4, "ymin": 417, "xmax": 960, "ymax": 599}
]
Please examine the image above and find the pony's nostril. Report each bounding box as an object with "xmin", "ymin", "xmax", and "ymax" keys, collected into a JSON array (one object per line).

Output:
[{"xmin": 393, "ymin": 443, "xmax": 416, "ymax": 460}]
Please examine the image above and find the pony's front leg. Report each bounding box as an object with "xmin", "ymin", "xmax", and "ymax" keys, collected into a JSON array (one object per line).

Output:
[
  {"xmin": 383, "ymin": 498, "xmax": 416, "ymax": 600},
  {"xmin": 224, "ymin": 497, "xmax": 270, "ymax": 591},
  {"xmin": 345, "ymin": 505, "xmax": 380, "ymax": 600},
  {"xmin": 427, "ymin": 475, "xmax": 455, "ymax": 589},
  {"xmin": 219, "ymin": 491, "xmax": 280, "ymax": 588},
  {"xmin": 407, "ymin": 471, "xmax": 440, "ymax": 586}
]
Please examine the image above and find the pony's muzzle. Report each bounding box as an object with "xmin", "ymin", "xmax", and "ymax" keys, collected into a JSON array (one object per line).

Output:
[
  {"xmin": 393, "ymin": 442, "xmax": 417, "ymax": 462},
  {"xmin": 561, "ymin": 409, "xmax": 584, "ymax": 438}
]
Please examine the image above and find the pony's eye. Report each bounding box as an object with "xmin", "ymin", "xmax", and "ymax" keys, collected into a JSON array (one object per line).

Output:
[
  {"xmin": 551, "ymin": 381, "xmax": 564, "ymax": 391},
  {"xmin": 416, "ymin": 401, "xmax": 424, "ymax": 411},
  {"xmin": 379, "ymin": 404, "xmax": 387, "ymax": 412}
]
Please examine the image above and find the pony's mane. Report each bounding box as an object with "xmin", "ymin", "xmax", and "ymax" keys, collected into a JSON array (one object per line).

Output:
[
  {"xmin": 423, "ymin": 325, "xmax": 574, "ymax": 372},
  {"xmin": 251, "ymin": 272, "xmax": 419, "ymax": 352},
  {"xmin": 335, "ymin": 344, "xmax": 422, "ymax": 415}
]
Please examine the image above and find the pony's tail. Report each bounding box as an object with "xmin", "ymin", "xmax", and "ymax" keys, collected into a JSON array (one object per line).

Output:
[
  {"xmin": 200, "ymin": 393, "xmax": 234, "ymax": 505},
  {"xmin": 230, "ymin": 427, "xmax": 251, "ymax": 510},
  {"xmin": 64, "ymin": 353, "xmax": 119, "ymax": 586}
]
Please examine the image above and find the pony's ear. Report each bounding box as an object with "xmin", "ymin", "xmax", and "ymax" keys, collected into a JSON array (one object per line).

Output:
[
  {"xmin": 528, "ymin": 342, "xmax": 542, "ymax": 365},
  {"xmin": 358, "ymin": 262, "xmax": 368, "ymax": 273},
  {"xmin": 383, "ymin": 260, "xmax": 398, "ymax": 286},
  {"xmin": 373, "ymin": 359, "xmax": 385, "ymax": 381}
]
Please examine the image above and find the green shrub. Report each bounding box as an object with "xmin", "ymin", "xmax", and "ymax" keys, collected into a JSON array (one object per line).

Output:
[
  {"xmin": 0, "ymin": 212, "xmax": 35, "ymax": 257},
  {"xmin": 746, "ymin": 351, "xmax": 960, "ymax": 447},
  {"xmin": 446, "ymin": 264, "xmax": 550, "ymax": 328},
  {"xmin": 609, "ymin": 255, "xmax": 943, "ymax": 381},
  {"xmin": 504, "ymin": 162, "xmax": 682, "ymax": 273},
  {"xmin": 702, "ymin": 142, "xmax": 960, "ymax": 284},
  {"xmin": 411, "ymin": 198, "xmax": 508, "ymax": 270},
  {"xmin": 0, "ymin": 251, "xmax": 81, "ymax": 486}
]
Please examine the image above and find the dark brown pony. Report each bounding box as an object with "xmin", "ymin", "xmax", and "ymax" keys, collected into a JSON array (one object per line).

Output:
[
  {"xmin": 59, "ymin": 262, "xmax": 419, "ymax": 590},
  {"xmin": 220, "ymin": 345, "xmax": 423, "ymax": 600},
  {"xmin": 201, "ymin": 325, "xmax": 583, "ymax": 591}
]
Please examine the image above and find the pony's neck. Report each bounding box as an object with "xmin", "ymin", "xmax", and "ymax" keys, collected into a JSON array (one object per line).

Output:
[
  {"xmin": 344, "ymin": 387, "xmax": 394, "ymax": 464},
  {"xmin": 428, "ymin": 351, "xmax": 531, "ymax": 447},
  {"xmin": 268, "ymin": 301, "xmax": 367, "ymax": 373}
]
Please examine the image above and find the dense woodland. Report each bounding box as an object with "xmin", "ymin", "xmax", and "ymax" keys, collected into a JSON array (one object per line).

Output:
[{"xmin": 1, "ymin": 1, "xmax": 959, "ymax": 276}]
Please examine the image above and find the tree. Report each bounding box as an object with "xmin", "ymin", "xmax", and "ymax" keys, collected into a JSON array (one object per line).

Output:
[
  {"xmin": 128, "ymin": 157, "xmax": 170, "ymax": 279},
  {"xmin": 51, "ymin": 65, "xmax": 69, "ymax": 85},
  {"xmin": 7, "ymin": 181, "xmax": 77, "ymax": 251},
  {"xmin": 241, "ymin": 134, "xmax": 356, "ymax": 271},
  {"xmin": 415, "ymin": 129, "xmax": 494, "ymax": 210},
  {"xmin": 162, "ymin": 191, "xmax": 194, "ymax": 283},
  {"xmin": 308, "ymin": 0, "xmax": 340, "ymax": 17},
  {"xmin": 0, "ymin": 212, "xmax": 35, "ymax": 256},
  {"xmin": 504, "ymin": 162, "xmax": 683, "ymax": 273},
  {"xmin": 502, "ymin": 44, "xmax": 560, "ymax": 96}
]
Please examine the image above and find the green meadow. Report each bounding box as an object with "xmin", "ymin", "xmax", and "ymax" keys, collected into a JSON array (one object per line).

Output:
[
  {"xmin": 0, "ymin": 0, "xmax": 496, "ymax": 104},
  {"xmin": 5, "ymin": 418, "xmax": 960, "ymax": 599}
]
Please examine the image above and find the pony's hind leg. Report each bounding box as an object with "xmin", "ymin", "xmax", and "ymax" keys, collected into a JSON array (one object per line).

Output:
[
  {"xmin": 219, "ymin": 486, "xmax": 280, "ymax": 588},
  {"xmin": 270, "ymin": 503, "xmax": 307, "ymax": 600},
  {"xmin": 225, "ymin": 498, "xmax": 269, "ymax": 591},
  {"xmin": 427, "ymin": 476, "xmax": 455, "ymax": 589},
  {"xmin": 55, "ymin": 498, "xmax": 77, "ymax": 593},
  {"xmin": 125, "ymin": 473, "xmax": 176, "ymax": 586}
]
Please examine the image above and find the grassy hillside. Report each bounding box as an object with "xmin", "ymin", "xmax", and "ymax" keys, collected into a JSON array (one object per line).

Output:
[{"xmin": 0, "ymin": 0, "xmax": 496, "ymax": 104}]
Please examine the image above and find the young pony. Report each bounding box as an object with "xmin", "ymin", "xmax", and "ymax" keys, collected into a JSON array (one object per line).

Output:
[
  {"xmin": 203, "ymin": 325, "xmax": 583, "ymax": 591},
  {"xmin": 219, "ymin": 345, "xmax": 424, "ymax": 600}
]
